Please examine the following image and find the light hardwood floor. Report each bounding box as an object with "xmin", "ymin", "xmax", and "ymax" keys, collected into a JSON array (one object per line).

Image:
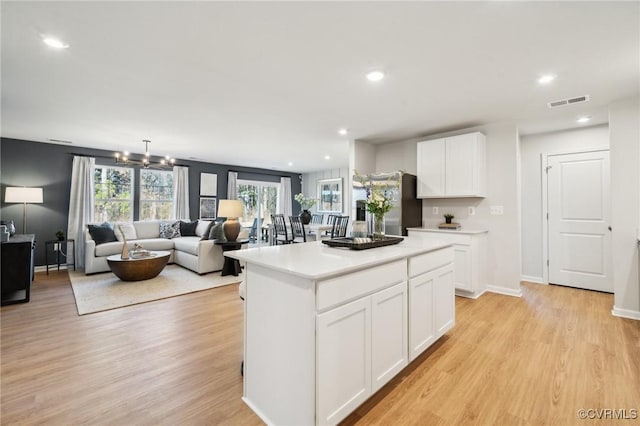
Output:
[{"xmin": 2, "ymin": 271, "xmax": 639, "ymax": 425}]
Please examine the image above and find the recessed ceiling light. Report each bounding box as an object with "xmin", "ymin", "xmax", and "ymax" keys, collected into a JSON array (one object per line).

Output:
[
  {"xmin": 366, "ymin": 70, "xmax": 385, "ymax": 82},
  {"xmin": 287, "ymin": 161, "xmax": 293, "ymax": 166},
  {"xmin": 338, "ymin": 128, "xmax": 348, "ymax": 136},
  {"xmin": 324, "ymin": 155, "xmax": 331, "ymax": 160},
  {"xmin": 43, "ymin": 37, "xmax": 69, "ymax": 49},
  {"xmin": 576, "ymin": 116, "xmax": 591, "ymax": 123},
  {"xmin": 537, "ymin": 74, "xmax": 556, "ymax": 84}
]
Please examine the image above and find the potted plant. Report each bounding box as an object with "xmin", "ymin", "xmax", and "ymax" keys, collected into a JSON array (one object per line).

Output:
[
  {"xmin": 294, "ymin": 193, "xmax": 318, "ymax": 224},
  {"xmin": 444, "ymin": 213, "xmax": 455, "ymax": 224},
  {"xmin": 55, "ymin": 230, "xmax": 65, "ymax": 241}
]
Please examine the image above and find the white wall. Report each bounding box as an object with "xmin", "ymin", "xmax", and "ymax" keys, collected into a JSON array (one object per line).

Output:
[
  {"xmin": 519, "ymin": 125, "xmax": 610, "ymax": 282},
  {"xmin": 609, "ymin": 96, "xmax": 640, "ymax": 319},
  {"xmin": 370, "ymin": 121, "xmax": 523, "ymax": 296},
  {"xmin": 301, "ymin": 166, "xmax": 350, "ymax": 216},
  {"xmin": 352, "ymin": 140, "xmax": 377, "ymax": 175}
]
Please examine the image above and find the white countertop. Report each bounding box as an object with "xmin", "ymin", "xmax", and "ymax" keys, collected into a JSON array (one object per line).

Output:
[
  {"xmin": 407, "ymin": 227, "xmax": 488, "ymax": 235},
  {"xmin": 226, "ymin": 237, "xmax": 452, "ymax": 280}
]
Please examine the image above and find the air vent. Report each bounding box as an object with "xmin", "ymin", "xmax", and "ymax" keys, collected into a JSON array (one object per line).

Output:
[
  {"xmin": 48, "ymin": 138, "xmax": 73, "ymax": 144},
  {"xmin": 548, "ymin": 95, "xmax": 590, "ymax": 108}
]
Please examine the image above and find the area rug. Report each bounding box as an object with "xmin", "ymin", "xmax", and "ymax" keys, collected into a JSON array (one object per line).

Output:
[{"xmin": 69, "ymin": 265, "xmax": 242, "ymax": 315}]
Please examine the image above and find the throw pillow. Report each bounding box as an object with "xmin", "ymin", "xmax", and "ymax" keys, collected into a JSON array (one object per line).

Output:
[
  {"xmin": 208, "ymin": 220, "xmax": 226, "ymax": 241},
  {"xmin": 88, "ymin": 222, "xmax": 117, "ymax": 245},
  {"xmin": 199, "ymin": 220, "xmax": 215, "ymax": 240},
  {"xmin": 160, "ymin": 221, "xmax": 181, "ymax": 239},
  {"xmin": 179, "ymin": 220, "xmax": 199, "ymax": 237},
  {"xmin": 113, "ymin": 222, "xmax": 137, "ymax": 242}
]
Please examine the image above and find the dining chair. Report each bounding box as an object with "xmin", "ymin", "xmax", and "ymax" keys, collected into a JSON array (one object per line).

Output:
[
  {"xmin": 311, "ymin": 214, "xmax": 324, "ymax": 224},
  {"xmin": 324, "ymin": 214, "xmax": 339, "ymax": 237},
  {"xmin": 248, "ymin": 218, "xmax": 263, "ymax": 242},
  {"xmin": 271, "ymin": 214, "xmax": 293, "ymax": 244},
  {"xmin": 331, "ymin": 216, "xmax": 349, "ymax": 238},
  {"xmin": 289, "ymin": 216, "xmax": 307, "ymax": 243}
]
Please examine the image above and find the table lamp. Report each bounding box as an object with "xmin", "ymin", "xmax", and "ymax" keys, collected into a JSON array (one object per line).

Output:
[
  {"xmin": 217, "ymin": 199, "xmax": 243, "ymax": 241},
  {"xmin": 4, "ymin": 187, "xmax": 43, "ymax": 234}
]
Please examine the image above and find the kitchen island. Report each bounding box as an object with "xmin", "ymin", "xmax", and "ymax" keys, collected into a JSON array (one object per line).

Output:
[{"xmin": 226, "ymin": 238, "xmax": 454, "ymax": 425}]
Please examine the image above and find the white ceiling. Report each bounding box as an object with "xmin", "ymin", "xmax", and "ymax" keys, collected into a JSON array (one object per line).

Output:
[{"xmin": 2, "ymin": 1, "xmax": 638, "ymax": 172}]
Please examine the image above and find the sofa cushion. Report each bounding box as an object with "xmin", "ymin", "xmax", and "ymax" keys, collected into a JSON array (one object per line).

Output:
[
  {"xmin": 134, "ymin": 221, "xmax": 160, "ymax": 239},
  {"xmin": 95, "ymin": 241, "xmax": 125, "ymax": 257},
  {"xmin": 179, "ymin": 220, "xmax": 199, "ymax": 237},
  {"xmin": 172, "ymin": 236, "xmax": 201, "ymax": 256},
  {"xmin": 88, "ymin": 222, "xmax": 117, "ymax": 245},
  {"xmin": 160, "ymin": 221, "xmax": 181, "ymax": 239},
  {"xmin": 131, "ymin": 238, "xmax": 174, "ymax": 251},
  {"xmin": 196, "ymin": 220, "xmax": 213, "ymax": 239},
  {"xmin": 113, "ymin": 222, "xmax": 137, "ymax": 241}
]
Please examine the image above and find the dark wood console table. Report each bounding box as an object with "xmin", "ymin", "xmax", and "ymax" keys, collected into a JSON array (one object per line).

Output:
[{"xmin": 1, "ymin": 234, "xmax": 36, "ymax": 305}]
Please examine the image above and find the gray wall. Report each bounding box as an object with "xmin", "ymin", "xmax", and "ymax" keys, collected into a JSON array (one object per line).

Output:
[{"xmin": 0, "ymin": 138, "xmax": 301, "ymax": 266}]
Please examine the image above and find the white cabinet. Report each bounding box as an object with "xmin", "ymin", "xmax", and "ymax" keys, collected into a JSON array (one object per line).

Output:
[
  {"xmin": 317, "ymin": 281, "xmax": 408, "ymax": 425},
  {"xmin": 408, "ymin": 258, "xmax": 454, "ymax": 361},
  {"xmin": 408, "ymin": 229, "xmax": 488, "ymax": 298},
  {"xmin": 371, "ymin": 282, "xmax": 408, "ymax": 393},
  {"xmin": 417, "ymin": 132, "xmax": 486, "ymax": 198},
  {"xmin": 317, "ymin": 297, "xmax": 372, "ymax": 425}
]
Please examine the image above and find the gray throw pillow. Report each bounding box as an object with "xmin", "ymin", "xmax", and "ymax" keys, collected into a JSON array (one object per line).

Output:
[
  {"xmin": 160, "ymin": 221, "xmax": 181, "ymax": 239},
  {"xmin": 200, "ymin": 220, "xmax": 216, "ymax": 240},
  {"xmin": 208, "ymin": 220, "xmax": 226, "ymax": 241}
]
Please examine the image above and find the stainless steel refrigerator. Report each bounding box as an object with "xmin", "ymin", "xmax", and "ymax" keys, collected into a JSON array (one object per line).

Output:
[{"xmin": 353, "ymin": 171, "xmax": 422, "ymax": 236}]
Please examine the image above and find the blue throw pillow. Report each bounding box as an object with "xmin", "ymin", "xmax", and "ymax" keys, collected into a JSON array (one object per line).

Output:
[{"xmin": 88, "ymin": 222, "xmax": 117, "ymax": 245}]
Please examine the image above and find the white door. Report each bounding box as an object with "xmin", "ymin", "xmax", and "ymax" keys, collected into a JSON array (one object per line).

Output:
[
  {"xmin": 316, "ymin": 297, "xmax": 371, "ymax": 425},
  {"xmin": 453, "ymin": 245, "xmax": 472, "ymax": 291},
  {"xmin": 371, "ymin": 282, "xmax": 408, "ymax": 392},
  {"xmin": 548, "ymin": 150, "xmax": 612, "ymax": 292},
  {"xmin": 445, "ymin": 133, "xmax": 477, "ymax": 196}
]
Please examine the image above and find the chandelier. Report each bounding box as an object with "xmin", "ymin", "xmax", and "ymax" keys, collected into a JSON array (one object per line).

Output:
[{"xmin": 115, "ymin": 140, "xmax": 176, "ymax": 169}]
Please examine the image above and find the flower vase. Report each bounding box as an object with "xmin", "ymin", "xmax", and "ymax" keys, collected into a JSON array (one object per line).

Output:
[
  {"xmin": 372, "ymin": 214, "xmax": 385, "ymax": 240},
  {"xmin": 300, "ymin": 209, "xmax": 312, "ymax": 225}
]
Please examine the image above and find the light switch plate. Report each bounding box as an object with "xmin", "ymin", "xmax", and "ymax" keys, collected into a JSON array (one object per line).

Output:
[
  {"xmin": 432, "ymin": 207, "xmax": 439, "ymax": 215},
  {"xmin": 468, "ymin": 207, "xmax": 476, "ymax": 216},
  {"xmin": 490, "ymin": 206, "xmax": 504, "ymax": 215}
]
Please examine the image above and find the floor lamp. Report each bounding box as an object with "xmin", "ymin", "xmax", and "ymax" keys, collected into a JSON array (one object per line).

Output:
[{"xmin": 4, "ymin": 187, "xmax": 44, "ymax": 234}]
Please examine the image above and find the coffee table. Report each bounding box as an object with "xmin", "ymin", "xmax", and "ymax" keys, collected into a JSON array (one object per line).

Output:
[{"xmin": 106, "ymin": 250, "xmax": 171, "ymax": 281}]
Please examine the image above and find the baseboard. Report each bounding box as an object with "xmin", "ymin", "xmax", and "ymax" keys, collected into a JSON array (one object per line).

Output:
[
  {"xmin": 35, "ymin": 264, "xmax": 69, "ymax": 273},
  {"xmin": 611, "ymin": 306, "xmax": 640, "ymax": 321},
  {"xmin": 486, "ymin": 285, "xmax": 522, "ymax": 298},
  {"xmin": 521, "ymin": 275, "xmax": 547, "ymax": 285},
  {"xmin": 455, "ymin": 288, "xmax": 487, "ymax": 299}
]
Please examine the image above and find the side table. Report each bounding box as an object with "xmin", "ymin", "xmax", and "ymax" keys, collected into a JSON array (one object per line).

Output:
[
  {"xmin": 214, "ymin": 239, "xmax": 249, "ymax": 276},
  {"xmin": 1, "ymin": 234, "xmax": 35, "ymax": 305},
  {"xmin": 45, "ymin": 239, "xmax": 76, "ymax": 274}
]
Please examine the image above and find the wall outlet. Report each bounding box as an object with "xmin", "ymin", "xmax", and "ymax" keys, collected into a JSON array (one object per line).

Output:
[
  {"xmin": 468, "ymin": 207, "xmax": 476, "ymax": 216},
  {"xmin": 490, "ymin": 206, "xmax": 504, "ymax": 215},
  {"xmin": 432, "ymin": 207, "xmax": 439, "ymax": 215}
]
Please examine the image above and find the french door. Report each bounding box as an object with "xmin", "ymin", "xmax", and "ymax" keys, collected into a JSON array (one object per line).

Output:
[{"xmin": 236, "ymin": 180, "xmax": 279, "ymax": 236}]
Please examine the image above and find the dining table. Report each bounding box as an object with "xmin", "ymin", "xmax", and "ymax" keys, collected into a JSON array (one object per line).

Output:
[{"xmin": 265, "ymin": 222, "xmax": 335, "ymax": 245}]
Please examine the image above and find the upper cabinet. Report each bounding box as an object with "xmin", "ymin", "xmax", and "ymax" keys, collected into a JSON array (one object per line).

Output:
[{"xmin": 417, "ymin": 132, "xmax": 486, "ymax": 198}]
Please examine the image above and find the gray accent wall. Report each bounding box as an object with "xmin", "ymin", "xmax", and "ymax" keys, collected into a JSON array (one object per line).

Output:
[{"xmin": 0, "ymin": 138, "xmax": 302, "ymax": 267}]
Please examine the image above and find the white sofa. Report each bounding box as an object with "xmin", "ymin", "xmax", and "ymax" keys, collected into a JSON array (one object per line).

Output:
[{"xmin": 84, "ymin": 220, "xmax": 248, "ymax": 275}]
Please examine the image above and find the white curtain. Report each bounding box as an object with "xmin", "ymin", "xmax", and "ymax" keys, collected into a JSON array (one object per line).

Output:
[
  {"xmin": 67, "ymin": 156, "xmax": 95, "ymax": 270},
  {"xmin": 278, "ymin": 177, "xmax": 292, "ymax": 217},
  {"xmin": 227, "ymin": 171, "xmax": 238, "ymax": 199},
  {"xmin": 172, "ymin": 166, "xmax": 190, "ymax": 220}
]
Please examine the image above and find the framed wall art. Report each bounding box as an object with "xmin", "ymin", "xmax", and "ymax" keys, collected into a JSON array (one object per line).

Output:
[
  {"xmin": 199, "ymin": 197, "xmax": 217, "ymax": 219},
  {"xmin": 200, "ymin": 173, "xmax": 218, "ymax": 196}
]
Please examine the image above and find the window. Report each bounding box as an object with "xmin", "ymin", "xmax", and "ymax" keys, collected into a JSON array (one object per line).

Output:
[
  {"xmin": 317, "ymin": 178, "xmax": 343, "ymax": 213},
  {"xmin": 140, "ymin": 170, "xmax": 174, "ymax": 220},
  {"xmin": 94, "ymin": 166, "xmax": 134, "ymax": 222},
  {"xmin": 237, "ymin": 180, "xmax": 279, "ymax": 230}
]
